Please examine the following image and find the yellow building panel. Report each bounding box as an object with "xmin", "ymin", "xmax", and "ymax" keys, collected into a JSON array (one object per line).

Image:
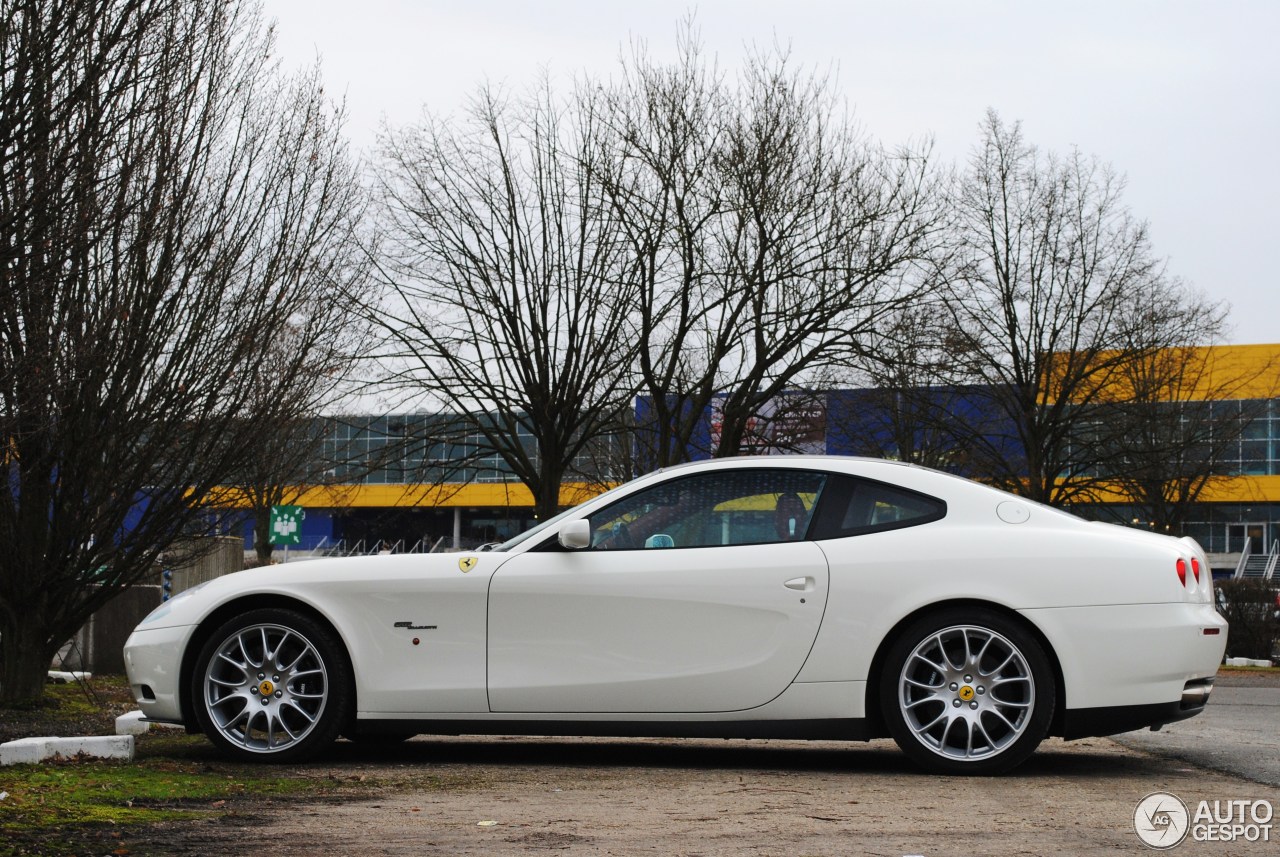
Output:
[
  {"xmin": 1175, "ymin": 344, "xmax": 1280, "ymax": 401},
  {"xmin": 1193, "ymin": 475, "xmax": 1280, "ymax": 504},
  {"xmin": 213, "ymin": 481, "xmax": 611, "ymax": 510},
  {"xmin": 1075, "ymin": 475, "xmax": 1280, "ymax": 506},
  {"xmin": 1053, "ymin": 343, "xmax": 1280, "ymax": 404}
]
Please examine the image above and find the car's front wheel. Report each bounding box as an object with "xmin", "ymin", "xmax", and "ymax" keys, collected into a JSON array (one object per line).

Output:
[
  {"xmin": 192, "ymin": 608, "xmax": 352, "ymax": 763},
  {"xmin": 879, "ymin": 608, "xmax": 1055, "ymax": 775}
]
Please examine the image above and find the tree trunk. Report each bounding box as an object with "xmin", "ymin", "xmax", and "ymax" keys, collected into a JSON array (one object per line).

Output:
[
  {"xmin": 0, "ymin": 616, "xmax": 58, "ymax": 707},
  {"xmin": 254, "ymin": 505, "xmax": 275, "ymax": 566},
  {"xmin": 533, "ymin": 454, "xmax": 567, "ymax": 523}
]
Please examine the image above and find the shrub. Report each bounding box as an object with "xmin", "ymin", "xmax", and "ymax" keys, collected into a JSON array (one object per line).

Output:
[{"xmin": 1216, "ymin": 579, "xmax": 1280, "ymax": 661}]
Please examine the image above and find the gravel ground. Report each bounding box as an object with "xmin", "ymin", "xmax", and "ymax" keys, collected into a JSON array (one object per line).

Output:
[
  {"xmin": 114, "ymin": 733, "xmax": 1280, "ymax": 856},
  {"xmin": 5, "ymin": 669, "xmax": 1278, "ymax": 856}
]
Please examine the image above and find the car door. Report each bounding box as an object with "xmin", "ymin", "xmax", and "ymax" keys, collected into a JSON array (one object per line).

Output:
[{"xmin": 487, "ymin": 468, "xmax": 831, "ymax": 713}]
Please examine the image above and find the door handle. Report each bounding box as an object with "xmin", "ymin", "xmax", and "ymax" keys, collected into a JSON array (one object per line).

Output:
[{"xmin": 783, "ymin": 576, "xmax": 814, "ymax": 592}]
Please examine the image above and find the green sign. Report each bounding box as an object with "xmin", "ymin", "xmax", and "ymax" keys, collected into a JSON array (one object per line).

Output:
[{"xmin": 270, "ymin": 505, "xmax": 305, "ymax": 546}]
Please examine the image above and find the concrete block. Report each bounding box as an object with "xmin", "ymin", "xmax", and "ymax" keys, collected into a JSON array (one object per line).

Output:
[
  {"xmin": 1225, "ymin": 657, "xmax": 1252, "ymax": 666},
  {"xmin": 1248, "ymin": 659, "xmax": 1274, "ymax": 668},
  {"xmin": 0, "ymin": 738, "xmax": 47, "ymax": 765},
  {"xmin": 46, "ymin": 671, "xmax": 92, "ymax": 684},
  {"xmin": 0, "ymin": 735, "xmax": 134, "ymax": 766},
  {"xmin": 115, "ymin": 710, "xmax": 150, "ymax": 735},
  {"xmin": 115, "ymin": 710, "xmax": 182, "ymax": 735}
]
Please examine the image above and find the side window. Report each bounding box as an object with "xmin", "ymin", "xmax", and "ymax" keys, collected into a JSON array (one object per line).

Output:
[
  {"xmin": 809, "ymin": 474, "xmax": 945, "ymax": 539},
  {"xmin": 588, "ymin": 469, "xmax": 827, "ymax": 550}
]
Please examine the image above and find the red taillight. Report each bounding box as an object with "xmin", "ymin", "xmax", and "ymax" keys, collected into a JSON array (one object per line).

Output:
[
  {"xmin": 1176, "ymin": 558, "xmax": 1187, "ymax": 586},
  {"xmin": 1190, "ymin": 557, "xmax": 1201, "ymax": 583}
]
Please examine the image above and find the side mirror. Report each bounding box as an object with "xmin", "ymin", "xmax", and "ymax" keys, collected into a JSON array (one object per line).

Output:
[{"xmin": 558, "ymin": 519, "xmax": 591, "ymax": 550}]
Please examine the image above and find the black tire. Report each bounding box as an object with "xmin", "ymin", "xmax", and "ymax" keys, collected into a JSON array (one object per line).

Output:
[
  {"xmin": 878, "ymin": 607, "xmax": 1055, "ymax": 775},
  {"xmin": 191, "ymin": 608, "xmax": 352, "ymax": 763}
]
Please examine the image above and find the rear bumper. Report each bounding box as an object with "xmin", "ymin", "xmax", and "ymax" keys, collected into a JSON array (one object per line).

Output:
[
  {"xmin": 1059, "ymin": 678, "xmax": 1214, "ymax": 739},
  {"xmin": 1021, "ymin": 602, "xmax": 1227, "ymax": 710}
]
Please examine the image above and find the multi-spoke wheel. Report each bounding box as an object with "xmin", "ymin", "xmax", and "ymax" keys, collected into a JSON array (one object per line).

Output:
[
  {"xmin": 880, "ymin": 608, "xmax": 1054, "ymax": 775},
  {"xmin": 192, "ymin": 609, "xmax": 351, "ymax": 763}
]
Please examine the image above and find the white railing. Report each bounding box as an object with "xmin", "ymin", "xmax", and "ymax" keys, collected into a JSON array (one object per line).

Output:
[{"xmin": 1234, "ymin": 537, "xmax": 1253, "ymax": 578}]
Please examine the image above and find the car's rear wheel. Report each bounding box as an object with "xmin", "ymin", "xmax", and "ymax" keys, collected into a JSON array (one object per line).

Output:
[
  {"xmin": 879, "ymin": 608, "xmax": 1054, "ymax": 775},
  {"xmin": 192, "ymin": 608, "xmax": 351, "ymax": 763}
]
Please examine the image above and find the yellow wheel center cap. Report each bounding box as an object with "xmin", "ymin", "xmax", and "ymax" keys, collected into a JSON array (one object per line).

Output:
[
  {"xmin": 259, "ymin": 680, "xmax": 275, "ymax": 696},
  {"xmin": 958, "ymin": 685, "xmax": 975, "ymax": 702}
]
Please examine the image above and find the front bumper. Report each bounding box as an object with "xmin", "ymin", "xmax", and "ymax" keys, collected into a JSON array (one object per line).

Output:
[{"xmin": 122, "ymin": 624, "xmax": 197, "ymax": 724}]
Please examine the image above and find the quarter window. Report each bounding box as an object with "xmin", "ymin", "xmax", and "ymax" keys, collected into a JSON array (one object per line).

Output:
[{"xmin": 809, "ymin": 474, "xmax": 945, "ymax": 539}]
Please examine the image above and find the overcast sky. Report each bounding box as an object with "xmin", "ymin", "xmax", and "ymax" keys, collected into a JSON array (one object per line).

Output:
[{"xmin": 264, "ymin": 0, "xmax": 1278, "ymax": 346}]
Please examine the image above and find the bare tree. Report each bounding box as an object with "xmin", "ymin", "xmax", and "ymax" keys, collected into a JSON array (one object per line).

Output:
[
  {"xmin": 708, "ymin": 52, "xmax": 943, "ymax": 457},
  {"xmin": 838, "ymin": 307, "xmax": 985, "ymax": 470},
  {"xmin": 373, "ymin": 83, "xmax": 639, "ymax": 521},
  {"xmin": 230, "ymin": 321, "xmax": 379, "ymax": 567},
  {"xmin": 593, "ymin": 31, "xmax": 730, "ymax": 467},
  {"xmin": 597, "ymin": 34, "xmax": 944, "ymax": 466},
  {"xmin": 238, "ymin": 414, "xmax": 332, "ymax": 566},
  {"xmin": 0, "ymin": 0, "xmax": 367, "ymax": 704},
  {"xmin": 939, "ymin": 110, "xmax": 1181, "ymax": 506}
]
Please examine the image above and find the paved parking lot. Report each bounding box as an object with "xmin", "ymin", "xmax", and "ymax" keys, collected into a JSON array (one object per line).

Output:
[
  {"xmin": 132, "ymin": 674, "xmax": 1280, "ymax": 857},
  {"xmin": 1113, "ymin": 670, "xmax": 1280, "ymax": 786}
]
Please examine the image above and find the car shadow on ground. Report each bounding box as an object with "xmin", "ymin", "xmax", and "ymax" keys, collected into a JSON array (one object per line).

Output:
[{"xmin": 304, "ymin": 734, "xmax": 1167, "ymax": 780}]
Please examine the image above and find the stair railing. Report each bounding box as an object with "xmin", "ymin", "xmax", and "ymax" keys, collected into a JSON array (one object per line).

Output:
[{"xmin": 1233, "ymin": 537, "xmax": 1253, "ymax": 579}]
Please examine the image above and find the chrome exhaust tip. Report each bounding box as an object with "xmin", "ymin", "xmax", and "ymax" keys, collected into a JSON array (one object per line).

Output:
[{"xmin": 1181, "ymin": 678, "xmax": 1214, "ymax": 707}]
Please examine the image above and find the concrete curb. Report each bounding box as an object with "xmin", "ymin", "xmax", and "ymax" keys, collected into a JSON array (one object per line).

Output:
[{"xmin": 0, "ymin": 735, "xmax": 135, "ymax": 766}]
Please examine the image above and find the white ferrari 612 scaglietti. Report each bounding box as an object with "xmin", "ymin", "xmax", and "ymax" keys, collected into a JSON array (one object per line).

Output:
[{"xmin": 123, "ymin": 456, "xmax": 1227, "ymax": 774}]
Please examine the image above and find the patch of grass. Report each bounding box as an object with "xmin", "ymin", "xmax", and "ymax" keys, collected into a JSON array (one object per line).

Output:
[
  {"xmin": 1, "ymin": 674, "xmax": 498, "ymax": 854},
  {"xmin": 0, "ymin": 674, "xmax": 136, "ymax": 745},
  {"xmin": 0, "ymin": 756, "xmax": 336, "ymax": 827},
  {"xmin": 40, "ymin": 680, "xmax": 131, "ymax": 718},
  {"xmin": 133, "ymin": 731, "xmax": 212, "ymax": 760},
  {"xmin": 2, "ymin": 682, "xmax": 343, "ymax": 850},
  {"xmin": 0, "ymin": 754, "xmax": 341, "ymax": 854}
]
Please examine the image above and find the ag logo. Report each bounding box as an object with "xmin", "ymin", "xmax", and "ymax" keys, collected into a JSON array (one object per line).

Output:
[
  {"xmin": 458, "ymin": 556, "xmax": 478, "ymax": 573},
  {"xmin": 1134, "ymin": 791, "xmax": 1190, "ymax": 849}
]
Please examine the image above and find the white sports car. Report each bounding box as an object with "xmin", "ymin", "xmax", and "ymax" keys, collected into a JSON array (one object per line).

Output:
[{"xmin": 123, "ymin": 457, "xmax": 1227, "ymax": 774}]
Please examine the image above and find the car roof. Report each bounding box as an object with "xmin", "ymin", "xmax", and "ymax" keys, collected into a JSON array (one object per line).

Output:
[{"xmin": 653, "ymin": 455, "xmax": 912, "ymax": 475}]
